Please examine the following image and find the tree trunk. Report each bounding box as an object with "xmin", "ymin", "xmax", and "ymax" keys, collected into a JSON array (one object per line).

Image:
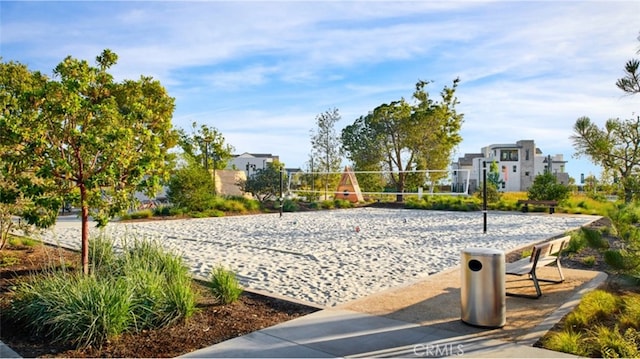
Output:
[
  {"xmin": 395, "ymin": 172, "xmax": 405, "ymax": 202},
  {"xmin": 624, "ymin": 188, "xmax": 633, "ymax": 204},
  {"xmin": 80, "ymin": 186, "xmax": 90, "ymax": 275}
]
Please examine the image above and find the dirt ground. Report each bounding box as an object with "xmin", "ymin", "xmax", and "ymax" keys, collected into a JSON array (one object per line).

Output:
[{"xmin": 0, "ymin": 244, "xmax": 318, "ymax": 358}]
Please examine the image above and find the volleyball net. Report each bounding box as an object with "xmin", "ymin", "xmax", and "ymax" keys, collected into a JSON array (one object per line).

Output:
[{"xmin": 284, "ymin": 168, "xmax": 471, "ymax": 199}]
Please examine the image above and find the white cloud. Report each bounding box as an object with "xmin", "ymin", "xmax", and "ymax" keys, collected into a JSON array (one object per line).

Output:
[{"xmin": 2, "ymin": 0, "xmax": 639, "ymax": 180}]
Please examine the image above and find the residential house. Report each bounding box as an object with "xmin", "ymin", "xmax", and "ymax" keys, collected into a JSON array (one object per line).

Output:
[{"xmin": 452, "ymin": 140, "xmax": 568, "ymax": 193}]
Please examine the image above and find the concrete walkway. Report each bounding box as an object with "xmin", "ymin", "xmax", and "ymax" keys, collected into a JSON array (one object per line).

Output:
[
  {"xmin": 1, "ymin": 266, "xmax": 606, "ymax": 358},
  {"xmin": 181, "ymin": 266, "xmax": 607, "ymax": 358}
]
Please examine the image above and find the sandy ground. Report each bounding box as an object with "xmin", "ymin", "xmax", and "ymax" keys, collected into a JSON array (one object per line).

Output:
[{"xmin": 40, "ymin": 208, "xmax": 597, "ymax": 307}]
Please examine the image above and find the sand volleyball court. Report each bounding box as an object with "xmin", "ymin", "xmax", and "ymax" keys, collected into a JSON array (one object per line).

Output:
[{"xmin": 43, "ymin": 208, "xmax": 596, "ymax": 307}]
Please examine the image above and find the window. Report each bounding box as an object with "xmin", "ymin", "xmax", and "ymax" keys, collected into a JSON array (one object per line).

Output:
[
  {"xmin": 513, "ymin": 165, "xmax": 517, "ymax": 173},
  {"xmin": 525, "ymin": 171, "xmax": 530, "ymax": 177},
  {"xmin": 500, "ymin": 149, "xmax": 518, "ymax": 161},
  {"xmin": 525, "ymin": 149, "xmax": 529, "ymax": 161}
]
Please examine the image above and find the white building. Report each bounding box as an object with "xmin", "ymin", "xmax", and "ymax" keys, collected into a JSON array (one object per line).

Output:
[
  {"xmin": 226, "ymin": 152, "xmax": 279, "ymax": 177},
  {"xmin": 452, "ymin": 140, "xmax": 568, "ymax": 193}
]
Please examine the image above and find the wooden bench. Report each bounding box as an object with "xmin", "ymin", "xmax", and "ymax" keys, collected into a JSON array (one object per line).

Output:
[
  {"xmin": 505, "ymin": 236, "xmax": 568, "ymax": 299},
  {"xmin": 517, "ymin": 200, "xmax": 558, "ymax": 214}
]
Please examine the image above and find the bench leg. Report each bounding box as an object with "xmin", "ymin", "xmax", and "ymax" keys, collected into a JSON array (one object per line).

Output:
[
  {"xmin": 506, "ymin": 272, "xmax": 543, "ymax": 299},
  {"xmin": 549, "ymin": 206, "xmax": 555, "ymax": 214},
  {"xmin": 536, "ymin": 261, "xmax": 565, "ymax": 284}
]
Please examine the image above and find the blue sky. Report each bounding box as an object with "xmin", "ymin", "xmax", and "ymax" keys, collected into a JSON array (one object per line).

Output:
[{"xmin": 1, "ymin": 1, "xmax": 638, "ymax": 181}]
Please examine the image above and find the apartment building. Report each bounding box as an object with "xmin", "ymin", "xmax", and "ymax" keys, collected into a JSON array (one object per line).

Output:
[{"xmin": 452, "ymin": 140, "xmax": 569, "ymax": 193}]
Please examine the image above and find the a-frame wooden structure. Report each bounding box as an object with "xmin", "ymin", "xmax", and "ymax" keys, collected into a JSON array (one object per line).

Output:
[{"xmin": 334, "ymin": 166, "xmax": 364, "ymax": 203}]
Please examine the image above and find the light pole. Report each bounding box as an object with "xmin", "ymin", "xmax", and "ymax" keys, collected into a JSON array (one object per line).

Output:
[{"xmin": 482, "ymin": 161, "xmax": 487, "ymax": 234}]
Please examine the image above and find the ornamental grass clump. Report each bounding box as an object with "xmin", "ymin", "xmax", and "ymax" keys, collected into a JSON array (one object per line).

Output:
[
  {"xmin": 209, "ymin": 265, "xmax": 243, "ymax": 304},
  {"xmin": 8, "ymin": 236, "xmax": 197, "ymax": 349}
]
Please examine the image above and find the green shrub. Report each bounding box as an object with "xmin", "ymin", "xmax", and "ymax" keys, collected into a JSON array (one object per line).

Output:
[
  {"xmin": 226, "ymin": 196, "xmax": 260, "ymax": 211},
  {"xmin": 590, "ymin": 325, "xmax": 639, "ymax": 358},
  {"xmin": 542, "ymin": 331, "xmax": 588, "ymax": 356},
  {"xmin": 581, "ymin": 227, "xmax": 609, "ymax": 249},
  {"xmin": 333, "ymin": 199, "xmax": 353, "ymax": 209},
  {"xmin": 576, "ymin": 290, "xmax": 619, "ymax": 321},
  {"xmin": 153, "ymin": 205, "xmax": 172, "ymax": 217},
  {"xmin": 167, "ymin": 162, "xmax": 217, "ymax": 212},
  {"xmin": 527, "ymin": 172, "xmax": 570, "ymax": 202},
  {"xmin": 0, "ymin": 254, "xmax": 20, "ymax": 267},
  {"xmin": 564, "ymin": 232, "xmax": 587, "ymax": 254},
  {"xmin": 7, "ymin": 236, "xmax": 39, "ymax": 247},
  {"xmin": 10, "ymin": 273, "xmax": 133, "ymax": 348},
  {"xmin": 620, "ymin": 294, "xmax": 640, "ymax": 330},
  {"xmin": 283, "ymin": 199, "xmax": 299, "ymax": 212},
  {"xmin": 214, "ymin": 197, "xmax": 247, "ymax": 213},
  {"xmin": 581, "ymin": 256, "xmax": 596, "ymax": 267},
  {"xmin": 209, "ymin": 265, "xmax": 243, "ymax": 304},
  {"xmin": 319, "ymin": 200, "xmax": 335, "ymax": 209},
  {"xmin": 9, "ymin": 237, "xmax": 197, "ymax": 349},
  {"xmin": 89, "ymin": 236, "xmax": 117, "ymax": 275}
]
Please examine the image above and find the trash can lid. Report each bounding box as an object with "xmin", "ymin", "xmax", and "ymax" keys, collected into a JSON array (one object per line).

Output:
[{"xmin": 461, "ymin": 247, "xmax": 504, "ymax": 256}]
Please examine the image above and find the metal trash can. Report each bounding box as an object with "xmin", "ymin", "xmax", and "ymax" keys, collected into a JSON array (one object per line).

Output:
[{"xmin": 460, "ymin": 248, "xmax": 506, "ymax": 328}]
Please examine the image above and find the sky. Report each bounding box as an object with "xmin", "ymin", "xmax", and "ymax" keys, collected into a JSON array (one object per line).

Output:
[{"xmin": 1, "ymin": 1, "xmax": 639, "ymax": 182}]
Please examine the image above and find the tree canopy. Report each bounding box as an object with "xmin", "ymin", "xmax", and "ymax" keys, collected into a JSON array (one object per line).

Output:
[
  {"xmin": 309, "ymin": 108, "xmax": 343, "ymax": 200},
  {"xmin": 178, "ymin": 122, "xmax": 234, "ymax": 172},
  {"xmin": 238, "ymin": 161, "xmax": 284, "ymax": 203},
  {"xmin": 572, "ymin": 116, "xmax": 640, "ymax": 203},
  {"xmin": 341, "ymin": 79, "xmax": 463, "ymax": 201},
  {"xmin": 572, "ymin": 34, "xmax": 640, "ymax": 203},
  {"xmin": 0, "ymin": 50, "xmax": 178, "ymax": 273}
]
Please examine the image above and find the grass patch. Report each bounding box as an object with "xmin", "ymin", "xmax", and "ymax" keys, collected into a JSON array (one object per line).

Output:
[
  {"xmin": 0, "ymin": 254, "xmax": 21, "ymax": 267},
  {"xmin": 209, "ymin": 265, "xmax": 243, "ymax": 305},
  {"xmin": 8, "ymin": 236, "xmax": 197, "ymax": 349},
  {"xmin": 541, "ymin": 289, "xmax": 640, "ymax": 357},
  {"xmin": 581, "ymin": 255, "xmax": 596, "ymax": 267},
  {"xmin": 8, "ymin": 236, "xmax": 39, "ymax": 247}
]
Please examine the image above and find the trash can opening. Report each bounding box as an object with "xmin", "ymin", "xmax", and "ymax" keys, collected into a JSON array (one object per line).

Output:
[{"xmin": 468, "ymin": 259, "xmax": 482, "ymax": 272}]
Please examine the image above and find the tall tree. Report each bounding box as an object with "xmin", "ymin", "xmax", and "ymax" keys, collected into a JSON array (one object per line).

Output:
[
  {"xmin": 572, "ymin": 116, "xmax": 640, "ymax": 203},
  {"xmin": 616, "ymin": 32, "xmax": 640, "ymax": 94},
  {"xmin": 0, "ymin": 50, "xmax": 178, "ymax": 274},
  {"xmin": 0, "ymin": 60, "xmax": 58, "ymax": 249},
  {"xmin": 177, "ymin": 122, "xmax": 234, "ymax": 195},
  {"xmin": 238, "ymin": 161, "xmax": 285, "ymax": 203},
  {"xmin": 341, "ymin": 79, "xmax": 463, "ymax": 202},
  {"xmin": 340, "ymin": 114, "xmax": 386, "ymax": 193},
  {"xmin": 178, "ymin": 122, "xmax": 234, "ymax": 172},
  {"xmin": 309, "ymin": 108, "xmax": 343, "ymax": 200},
  {"xmin": 572, "ymin": 34, "xmax": 640, "ymax": 203}
]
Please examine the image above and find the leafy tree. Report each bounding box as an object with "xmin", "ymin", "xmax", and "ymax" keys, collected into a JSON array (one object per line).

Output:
[
  {"xmin": 166, "ymin": 159, "xmax": 216, "ymax": 212},
  {"xmin": 340, "ymin": 115, "xmax": 386, "ymax": 194},
  {"xmin": 573, "ymin": 35, "xmax": 640, "ymax": 203},
  {"xmin": 0, "ymin": 50, "xmax": 177, "ymax": 274},
  {"xmin": 0, "ymin": 60, "xmax": 59, "ymax": 249},
  {"xmin": 616, "ymin": 32, "xmax": 640, "ymax": 94},
  {"xmin": 572, "ymin": 116, "xmax": 640, "ymax": 203},
  {"xmin": 238, "ymin": 161, "xmax": 285, "ymax": 203},
  {"xmin": 178, "ymin": 122, "xmax": 234, "ymax": 174},
  {"xmin": 527, "ymin": 172, "xmax": 570, "ymax": 202},
  {"xmin": 341, "ymin": 79, "xmax": 463, "ymax": 202},
  {"xmin": 487, "ymin": 160, "xmax": 503, "ymax": 190},
  {"xmin": 309, "ymin": 108, "xmax": 343, "ymax": 200}
]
